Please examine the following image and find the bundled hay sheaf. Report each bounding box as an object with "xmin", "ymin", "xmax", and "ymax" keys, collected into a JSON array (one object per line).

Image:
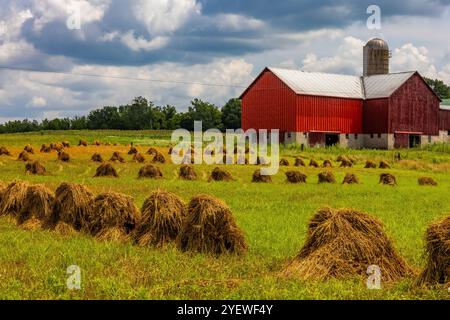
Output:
[
  {"xmin": 0, "ymin": 146, "xmax": 11, "ymax": 156},
  {"xmin": 0, "ymin": 181, "xmax": 6, "ymax": 203},
  {"xmin": 177, "ymin": 194, "xmax": 247, "ymax": 255},
  {"xmin": 57, "ymin": 151, "xmax": 70, "ymax": 162},
  {"xmin": 318, "ymin": 171, "xmax": 336, "ymax": 184},
  {"xmin": 209, "ymin": 167, "xmax": 234, "ymax": 182},
  {"xmin": 24, "ymin": 145, "xmax": 34, "ymax": 154},
  {"xmin": 365, "ymin": 160, "xmax": 377, "ymax": 168},
  {"xmin": 322, "ymin": 160, "xmax": 333, "ymax": 168},
  {"xmin": 152, "ymin": 152, "xmax": 166, "ymax": 164},
  {"xmin": 94, "ymin": 163, "xmax": 119, "ymax": 178},
  {"xmin": 93, "ymin": 140, "xmax": 101, "ymax": 146},
  {"xmin": 134, "ymin": 190, "xmax": 186, "ymax": 247},
  {"xmin": 418, "ymin": 177, "xmax": 438, "ymax": 186},
  {"xmin": 256, "ymin": 156, "xmax": 269, "ymax": 165},
  {"xmin": 17, "ymin": 151, "xmax": 30, "ymax": 162},
  {"xmin": 110, "ymin": 151, "xmax": 125, "ymax": 163},
  {"xmin": 252, "ymin": 169, "xmax": 272, "ymax": 183},
  {"xmin": 25, "ymin": 161, "xmax": 47, "ymax": 175},
  {"xmin": 342, "ymin": 173, "xmax": 359, "ymax": 184},
  {"xmin": 340, "ymin": 159, "xmax": 353, "ymax": 168},
  {"xmin": 138, "ymin": 164, "xmax": 163, "ymax": 179},
  {"xmin": 128, "ymin": 146, "xmax": 138, "ymax": 155},
  {"xmin": 294, "ymin": 157, "xmax": 305, "ymax": 167},
  {"xmin": 279, "ymin": 158, "xmax": 290, "ymax": 166},
  {"xmin": 0, "ymin": 180, "xmax": 29, "ymax": 216},
  {"xmin": 379, "ymin": 173, "xmax": 397, "ymax": 186},
  {"xmin": 62, "ymin": 141, "xmax": 70, "ymax": 148},
  {"xmin": 286, "ymin": 171, "xmax": 307, "ymax": 184},
  {"xmin": 40, "ymin": 144, "xmax": 51, "ymax": 153},
  {"xmin": 283, "ymin": 208, "xmax": 412, "ymax": 281},
  {"xmin": 91, "ymin": 153, "xmax": 104, "ymax": 162},
  {"xmin": 78, "ymin": 140, "xmax": 88, "ymax": 147},
  {"xmin": 133, "ymin": 153, "xmax": 146, "ymax": 163},
  {"xmin": 90, "ymin": 192, "xmax": 141, "ymax": 241},
  {"xmin": 309, "ymin": 159, "xmax": 319, "ymax": 168},
  {"xmin": 417, "ymin": 216, "xmax": 450, "ymax": 287},
  {"xmin": 17, "ymin": 184, "xmax": 54, "ymax": 229},
  {"xmin": 179, "ymin": 165, "xmax": 197, "ymax": 181},
  {"xmin": 147, "ymin": 147, "xmax": 157, "ymax": 155},
  {"xmin": 48, "ymin": 182, "xmax": 95, "ymax": 231},
  {"xmin": 379, "ymin": 161, "xmax": 391, "ymax": 169}
]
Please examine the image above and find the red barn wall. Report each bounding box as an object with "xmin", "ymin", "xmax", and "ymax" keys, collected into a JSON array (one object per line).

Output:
[
  {"xmin": 388, "ymin": 74, "xmax": 440, "ymax": 135},
  {"xmin": 439, "ymin": 109, "xmax": 450, "ymax": 131},
  {"xmin": 241, "ymin": 70, "xmax": 297, "ymax": 132},
  {"xmin": 295, "ymin": 96, "xmax": 363, "ymax": 133},
  {"xmin": 363, "ymin": 98, "xmax": 389, "ymax": 133}
]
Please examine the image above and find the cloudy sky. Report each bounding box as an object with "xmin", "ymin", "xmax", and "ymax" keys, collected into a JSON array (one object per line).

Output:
[{"xmin": 1, "ymin": 0, "xmax": 450, "ymax": 122}]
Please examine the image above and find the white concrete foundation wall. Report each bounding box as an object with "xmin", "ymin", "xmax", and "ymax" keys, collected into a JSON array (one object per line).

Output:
[
  {"xmin": 421, "ymin": 133, "xmax": 447, "ymax": 146},
  {"xmin": 362, "ymin": 134, "xmax": 391, "ymax": 149}
]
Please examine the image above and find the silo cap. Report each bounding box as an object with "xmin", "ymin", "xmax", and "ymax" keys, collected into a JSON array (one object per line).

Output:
[{"xmin": 365, "ymin": 38, "xmax": 389, "ymax": 50}]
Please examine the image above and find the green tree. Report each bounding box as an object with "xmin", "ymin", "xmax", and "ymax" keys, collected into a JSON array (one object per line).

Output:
[
  {"xmin": 180, "ymin": 99, "xmax": 223, "ymax": 131},
  {"xmin": 425, "ymin": 78, "xmax": 450, "ymax": 99},
  {"xmin": 221, "ymin": 98, "xmax": 242, "ymax": 130}
]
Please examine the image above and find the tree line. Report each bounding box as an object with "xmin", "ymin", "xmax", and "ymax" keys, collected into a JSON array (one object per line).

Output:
[
  {"xmin": 425, "ymin": 78, "xmax": 450, "ymax": 100},
  {"xmin": 0, "ymin": 97, "xmax": 242, "ymax": 134}
]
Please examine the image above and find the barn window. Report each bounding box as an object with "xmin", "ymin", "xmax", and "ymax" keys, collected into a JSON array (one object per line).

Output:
[
  {"xmin": 345, "ymin": 134, "xmax": 349, "ymax": 139},
  {"xmin": 287, "ymin": 133, "xmax": 292, "ymax": 138},
  {"xmin": 354, "ymin": 134, "xmax": 358, "ymax": 139},
  {"xmin": 370, "ymin": 134, "xmax": 374, "ymax": 139},
  {"xmin": 428, "ymin": 136, "xmax": 432, "ymax": 143},
  {"xmin": 378, "ymin": 134, "xmax": 382, "ymax": 138}
]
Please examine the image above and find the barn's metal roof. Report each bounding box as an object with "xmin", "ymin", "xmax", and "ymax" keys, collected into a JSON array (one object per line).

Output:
[
  {"xmin": 265, "ymin": 68, "xmax": 418, "ymax": 100},
  {"xmin": 269, "ymin": 68, "xmax": 364, "ymax": 99},
  {"xmin": 363, "ymin": 71, "xmax": 416, "ymax": 99}
]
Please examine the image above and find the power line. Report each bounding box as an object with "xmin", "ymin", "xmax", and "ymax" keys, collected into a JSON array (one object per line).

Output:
[{"xmin": 0, "ymin": 65, "xmax": 247, "ymax": 89}]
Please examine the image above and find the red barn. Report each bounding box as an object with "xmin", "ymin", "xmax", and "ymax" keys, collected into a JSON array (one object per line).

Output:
[{"xmin": 240, "ymin": 68, "xmax": 443, "ymax": 149}]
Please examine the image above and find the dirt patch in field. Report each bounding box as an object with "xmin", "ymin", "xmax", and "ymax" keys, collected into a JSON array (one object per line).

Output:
[
  {"xmin": 209, "ymin": 167, "xmax": 234, "ymax": 182},
  {"xmin": 0, "ymin": 146, "xmax": 11, "ymax": 156},
  {"xmin": 286, "ymin": 171, "xmax": 307, "ymax": 184},
  {"xmin": 283, "ymin": 207, "xmax": 413, "ymax": 281},
  {"xmin": 318, "ymin": 171, "xmax": 336, "ymax": 184},
  {"xmin": 138, "ymin": 164, "xmax": 163, "ymax": 179},
  {"xmin": 417, "ymin": 216, "xmax": 450, "ymax": 287},
  {"xmin": 342, "ymin": 173, "xmax": 359, "ymax": 184},
  {"xmin": 57, "ymin": 151, "xmax": 70, "ymax": 162},
  {"xmin": 110, "ymin": 152, "xmax": 125, "ymax": 163},
  {"xmin": 309, "ymin": 159, "xmax": 319, "ymax": 168},
  {"xmin": 279, "ymin": 158, "xmax": 290, "ymax": 166},
  {"xmin": 91, "ymin": 153, "xmax": 104, "ymax": 162},
  {"xmin": 177, "ymin": 194, "xmax": 247, "ymax": 255},
  {"xmin": 379, "ymin": 161, "xmax": 391, "ymax": 169},
  {"xmin": 17, "ymin": 151, "xmax": 30, "ymax": 162},
  {"xmin": 179, "ymin": 165, "xmax": 197, "ymax": 180},
  {"xmin": 134, "ymin": 190, "xmax": 186, "ymax": 247},
  {"xmin": 0, "ymin": 180, "xmax": 29, "ymax": 216},
  {"xmin": 252, "ymin": 169, "xmax": 272, "ymax": 183},
  {"xmin": 294, "ymin": 157, "xmax": 305, "ymax": 167},
  {"xmin": 47, "ymin": 182, "xmax": 95, "ymax": 232},
  {"xmin": 25, "ymin": 161, "xmax": 47, "ymax": 175},
  {"xmin": 418, "ymin": 177, "xmax": 437, "ymax": 186},
  {"xmin": 365, "ymin": 160, "xmax": 377, "ymax": 168},
  {"xmin": 94, "ymin": 163, "xmax": 119, "ymax": 178},
  {"xmin": 379, "ymin": 173, "xmax": 397, "ymax": 186},
  {"xmin": 91, "ymin": 192, "xmax": 140, "ymax": 242},
  {"xmin": 17, "ymin": 184, "xmax": 54, "ymax": 230}
]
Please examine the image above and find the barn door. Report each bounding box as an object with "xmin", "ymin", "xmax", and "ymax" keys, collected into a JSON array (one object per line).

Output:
[
  {"xmin": 394, "ymin": 133, "xmax": 409, "ymax": 149},
  {"xmin": 309, "ymin": 133, "xmax": 325, "ymax": 147}
]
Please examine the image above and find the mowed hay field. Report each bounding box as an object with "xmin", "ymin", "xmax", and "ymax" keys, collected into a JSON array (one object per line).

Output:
[{"xmin": 1, "ymin": 130, "xmax": 450, "ymax": 299}]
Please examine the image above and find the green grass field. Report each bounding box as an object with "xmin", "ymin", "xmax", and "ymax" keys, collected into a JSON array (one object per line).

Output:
[{"xmin": 1, "ymin": 130, "xmax": 450, "ymax": 300}]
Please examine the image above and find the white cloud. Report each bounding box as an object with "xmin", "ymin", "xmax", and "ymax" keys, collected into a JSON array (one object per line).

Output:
[
  {"xmin": 132, "ymin": 0, "xmax": 201, "ymax": 36},
  {"xmin": 391, "ymin": 43, "xmax": 437, "ymax": 77},
  {"xmin": 120, "ymin": 31, "xmax": 169, "ymax": 51},
  {"xmin": 215, "ymin": 14, "xmax": 265, "ymax": 31},
  {"xmin": 28, "ymin": 96, "xmax": 48, "ymax": 108}
]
